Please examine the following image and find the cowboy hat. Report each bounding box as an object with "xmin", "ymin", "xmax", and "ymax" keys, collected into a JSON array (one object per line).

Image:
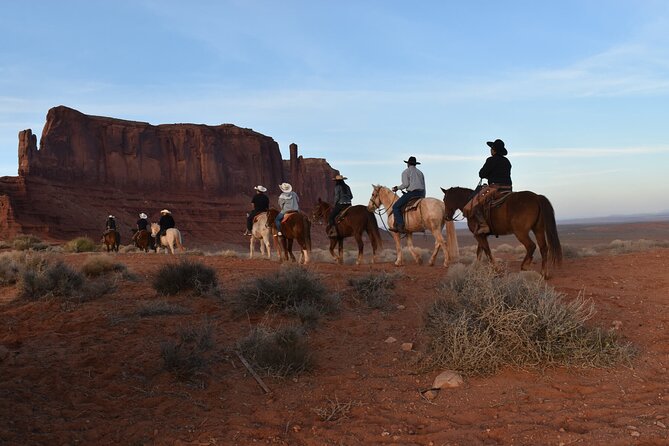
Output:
[
  {"xmin": 486, "ymin": 139, "xmax": 508, "ymax": 156},
  {"xmin": 254, "ymin": 185, "xmax": 267, "ymax": 192},
  {"xmin": 160, "ymin": 209, "xmax": 171, "ymax": 214},
  {"xmin": 404, "ymin": 156, "xmax": 421, "ymax": 165},
  {"xmin": 279, "ymin": 183, "xmax": 292, "ymax": 193},
  {"xmin": 108, "ymin": 215, "xmax": 115, "ymax": 218},
  {"xmin": 332, "ymin": 174, "xmax": 348, "ymax": 181},
  {"xmin": 139, "ymin": 213, "xmax": 148, "ymax": 219}
]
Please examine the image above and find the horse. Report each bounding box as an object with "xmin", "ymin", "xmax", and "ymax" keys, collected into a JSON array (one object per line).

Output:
[
  {"xmin": 131, "ymin": 229, "xmax": 156, "ymax": 253},
  {"xmin": 441, "ymin": 186, "xmax": 562, "ymax": 278},
  {"xmin": 367, "ymin": 185, "xmax": 458, "ymax": 267},
  {"xmin": 311, "ymin": 198, "xmax": 383, "ymax": 265},
  {"xmin": 101, "ymin": 230, "xmax": 120, "ymax": 252},
  {"xmin": 266, "ymin": 209, "xmax": 311, "ymax": 264},
  {"xmin": 249, "ymin": 211, "xmax": 273, "ymax": 259},
  {"xmin": 150, "ymin": 222, "xmax": 185, "ymax": 255}
]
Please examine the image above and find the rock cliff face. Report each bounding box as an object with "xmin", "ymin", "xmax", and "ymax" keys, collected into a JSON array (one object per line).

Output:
[{"xmin": 2, "ymin": 106, "xmax": 339, "ymax": 246}]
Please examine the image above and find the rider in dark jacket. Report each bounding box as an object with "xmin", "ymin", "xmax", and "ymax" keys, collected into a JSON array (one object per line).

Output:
[
  {"xmin": 327, "ymin": 175, "xmax": 353, "ymax": 238},
  {"xmin": 158, "ymin": 209, "xmax": 175, "ymax": 237},
  {"xmin": 245, "ymin": 185, "xmax": 270, "ymax": 235},
  {"xmin": 105, "ymin": 215, "xmax": 117, "ymax": 232}
]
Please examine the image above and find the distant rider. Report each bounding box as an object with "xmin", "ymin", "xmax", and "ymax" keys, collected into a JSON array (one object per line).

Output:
[
  {"xmin": 327, "ymin": 174, "xmax": 353, "ymax": 238},
  {"xmin": 390, "ymin": 156, "xmax": 425, "ymax": 233},
  {"xmin": 158, "ymin": 209, "xmax": 175, "ymax": 238},
  {"xmin": 105, "ymin": 215, "xmax": 117, "ymax": 233},
  {"xmin": 132, "ymin": 212, "xmax": 149, "ymax": 243},
  {"xmin": 244, "ymin": 185, "xmax": 270, "ymax": 236},
  {"xmin": 275, "ymin": 183, "xmax": 299, "ymax": 237}
]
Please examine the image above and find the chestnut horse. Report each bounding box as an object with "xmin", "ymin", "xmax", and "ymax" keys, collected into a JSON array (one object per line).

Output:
[
  {"xmin": 131, "ymin": 229, "xmax": 156, "ymax": 253},
  {"xmin": 266, "ymin": 209, "xmax": 311, "ymax": 264},
  {"xmin": 367, "ymin": 185, "xmax": 458, "ymax": 267},
  {"xmin": 101, "ymin": 230, "xmax": 120, "ymax": 252},
  {"xmin": 311, "ymin": 199, "xmax": 383, "ymax": 265},
  {"xmin": 441, "ymin": 186, "xmax": 562, "ymax": 278}
]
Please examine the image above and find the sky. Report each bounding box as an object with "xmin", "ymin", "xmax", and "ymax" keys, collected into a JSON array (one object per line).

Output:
[{"xmin": 1, "ymin": 0, "xmax": 669, "ymax": 220}]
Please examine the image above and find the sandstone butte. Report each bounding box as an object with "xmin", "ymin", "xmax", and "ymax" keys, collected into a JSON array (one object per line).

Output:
[{"xmin": 0, "ymin": 106, "xmax": 339, "ymax": 247}]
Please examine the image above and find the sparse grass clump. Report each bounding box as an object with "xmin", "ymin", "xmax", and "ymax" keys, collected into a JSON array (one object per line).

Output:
[
  {"xmin": 152, "ymin": 260, "xmax": 219, "ymax": 296},
  {"xmin": 237, "ymin": 325, "xmax": 312, "ymax": 377},
  {"xmin": 63, "ymin": 237, "xmax": 99, "ymax": 253},
  {"xmin": 421, "ymin": 263, "xmax": 634, "ymax": 376},
  {"xmin": 160, "ymin": 321, "xmax": 215, "ymax": 381},
  {"xmin": 18, "ymin": 261, "xmax": 85, "ymax": 300},
  {"xmin": 12, "ymin": 234, "xmax": 47, "ymax": 251},
  {"xmin": 80, "ymin": 255, "xmax": 127, "ymax": 277},
  {"xmin": 0, "ymin": 252, "xmax": 25, "ymax": 285},
  {"xmin": 234, "ymin": 265, "xmax": 339, "ymax": 324},
  {"xmin": 348, "ymin": 272, "xmax": 397, "ymax": 309},
  {"xmin": 137, "ymin": 299, "xmax": 191, "ymax": 317}
]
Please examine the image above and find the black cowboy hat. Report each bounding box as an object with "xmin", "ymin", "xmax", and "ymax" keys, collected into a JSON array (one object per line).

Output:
[
  {"xmin": 486, "ymin": 139, "xmax": 508, "ymax": 156},
  {"xmin": 404, "ymin": 156, "xmax": 421, "ymax": 165}
]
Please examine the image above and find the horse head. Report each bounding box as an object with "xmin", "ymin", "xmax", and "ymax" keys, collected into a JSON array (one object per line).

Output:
[
  {"xmin": 311, "ymin": 199, "xmax": 329, "ymax": 224},
  {"xmin": 367, "ymin": 184, "xmax": 382, "ymax": 212},
  {"xmin": 150, "ymin": 222, "xmax": 160, "ymax": 236}
]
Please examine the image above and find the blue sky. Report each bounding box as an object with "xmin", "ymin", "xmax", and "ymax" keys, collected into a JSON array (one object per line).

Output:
[{"xmin": 1, "ymin": 0, "xmax": 668, "ymax": 219}]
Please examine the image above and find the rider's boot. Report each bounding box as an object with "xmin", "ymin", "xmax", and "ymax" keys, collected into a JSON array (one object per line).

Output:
[{"xmin": 474, "ymin": 209, "xmax": 490, "ymax": 235}]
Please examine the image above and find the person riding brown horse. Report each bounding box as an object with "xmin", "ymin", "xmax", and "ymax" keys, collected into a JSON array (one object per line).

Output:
[
  {"xmin": 464, "ymin": 139, "xmax": 512, "ymax": 235},
  {"xmin": 327, "ymin": 174, "xmax": 353, "ymax": 238}
]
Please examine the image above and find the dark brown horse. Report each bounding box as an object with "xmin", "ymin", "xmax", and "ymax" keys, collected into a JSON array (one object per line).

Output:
[
  {"xmin": 101, "ymin": 230, "xmax": 120, "ymax": 252},
  {"xmin": 311, "ymin": 199, "xmax": 383, "ymax": 265},
  {"xmin": 131, "ymin": 229, "xmax": 156, "ymax": 253},
  {"xmin": 266, "ymin": 209, "xmax": 312, "ymax": 264},
  {"xmin": 441, "ymin": 186, "xmax": 562, "ymax": 278}
]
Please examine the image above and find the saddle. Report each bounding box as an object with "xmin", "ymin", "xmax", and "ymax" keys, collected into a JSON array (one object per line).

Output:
[
  {"xmin": 334, "ymin": 205, "xmax": 353, "ymax": 224},
  {"xmin": 281, "ymin": 210, "xmax": 299, "ymax": 224},
  {"xmin": 403, "ymin": 197, "xmax": 422, "ymax": 212}
]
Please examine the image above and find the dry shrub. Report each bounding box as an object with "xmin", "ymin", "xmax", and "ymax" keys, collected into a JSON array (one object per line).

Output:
[
  {"xmin": 605, "ymin": 239, "xmax": 669, "ymax": 255},
  {"xmin": 137, "ymin": 299, "xmax": 191, "ymax": 317},
  {"xmin": 348, "ymin": 272, "xmax": 398, "ymax": 309},
  {"xmin": 0, "ymin": 252, "xmax": 26, "ymax": 285},
  {"xmin": 81, "ymin": 255, "xmax": 128, "ymax": 277},
  {"xmin": 19, "ymin": 261, "xmax": 85, "ymax": 300},
  {"xmin": 234, "ymin": 265, "xmax": 339, "ymax": 324},
  {"xmin": 63, "ymin": 237, "xmax": 99, "ymax": 253},
  {"xmin": 236, "ymin": 325, "xmax": 312, "ymax": 377},
  {"xmin": 12, "ymin": 234, "xmax": 48, "ymax": 251},
  {"xmin": 152, "ymin": 260, "xmax": 219, "ymax": 296},
  {"xmin": 312, "ymin": 396, "xmax": 360, "ymax": 422},
  {"xmin": 160, "ymin": 320, "xmax": 214, "ymax": 381},
  {"xmin": 421, "ymin": 263, "xmax": 634, "ymax": 376}
]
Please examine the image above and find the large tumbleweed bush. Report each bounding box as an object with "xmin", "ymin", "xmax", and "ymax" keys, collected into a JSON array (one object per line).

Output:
[
  {"xmin": 234, "ymin": 265, "xmax": 339, "ymax": 324},
  {"xmin": 421, "ymin": 263, "xmax": 634, "ymax": 376},
  {"xmin": 152, "ymin": 260, "xmax": 219, "ymax": 296},
  {"xmin": 236, "ymin": 325, "xmax": 312, "ymax": 377},
  {"xmin": 348, "ymin": 272, "xmax": 398, "ymax": 309},
  {"xmin": 64, "ymin": 237, "xmax": 99, "ymax": 253}
]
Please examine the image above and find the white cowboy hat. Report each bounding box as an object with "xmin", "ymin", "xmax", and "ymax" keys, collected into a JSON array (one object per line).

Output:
[
  {"xmin": 279, "ymin": 183, "xmax": 292, "ymax": 193},
  {"xmin": 254, "ymin": 185, "xmax": 267, "ymax": 192},
  {"xmin": 108, "ymin": 215, "xmax": 115, "ymax": 218},
  {"xmin": 160, "ymin": 209, "xmax": 171, "ymax": 214},
  {"xmin": 332, "ymin": 175, "xmax": 348, "ymax": 181},
  {"xmin": 139, "ymin": 213, "xmax": 148, "ymax": 219}
]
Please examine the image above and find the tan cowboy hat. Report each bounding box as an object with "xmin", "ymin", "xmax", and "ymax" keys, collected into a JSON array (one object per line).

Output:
[
  {"xmin": 139, "ymin": 212, "xmax": 147, "ymax": 219},
  {"xmin": 160, "ymin": 209, "xmax": 171, "ymax": 214},
  {"xmin": 279, "ymin": 183, "xmax": 292, "ymax": 193},
  {"xmin": 254, "ymin": 185, "xmax": 267, "ymax": 192},
  {"xmin": 332, "ymin": 174, "xmax": 348, "ymax": 180}
]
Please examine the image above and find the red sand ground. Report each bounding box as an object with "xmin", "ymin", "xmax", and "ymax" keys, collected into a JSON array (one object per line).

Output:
[{"xmin": 1, "ymin": 224, "xmax": 668, "ymax": 445}]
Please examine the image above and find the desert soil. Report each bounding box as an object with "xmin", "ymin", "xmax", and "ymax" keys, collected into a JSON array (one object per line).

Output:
[{"xmin": 1, "ymin": 225, "xmax": 668, "ymax": 445}]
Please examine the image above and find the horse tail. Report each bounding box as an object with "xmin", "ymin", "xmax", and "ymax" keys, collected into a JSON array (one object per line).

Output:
[
  {"xmin": 303, "ymin": 214, "xmax": 312, "ymax": 252},
  {"xmin": 444, "ymin": 219, "xmax": 459, "ymax": 261},
  {"xmin": 539, "ymin": 195, "xmax": 562, "ymax": 266},
  {"xmin": 366, "ymin": 212, "xmax": 383, "ymax": 250}
]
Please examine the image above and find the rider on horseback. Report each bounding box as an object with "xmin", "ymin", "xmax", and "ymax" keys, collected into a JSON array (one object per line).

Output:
[
  {"xmin": 390, "ymin": 156, "xmax": 425, "ymax": 233},
  {"xmin": 105, "ymin": 215, "xmax": 117, "ymax": 232},
  {"xmin": 244, "ymin": 185, "xmax": 270, "ymax": 236},
  {"xmin": 327, "ymin": 174, "xmax": 353, "ymax": 238},
  {"xmin": 158, "ymin": 209, "xmax": 175, "ymax": 238},
  {"xmin": 132, "ymin": 212, "xmax": 149, "ymax": 243},
  {"xmin": 275, "ymin": 183, "xmax": 299, "ymax": 237},
  {"xmin": 465, "ymin": 139, "xmax": 513, "ymax": 235}
]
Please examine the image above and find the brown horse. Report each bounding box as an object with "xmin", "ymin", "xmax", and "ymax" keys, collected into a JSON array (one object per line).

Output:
[
  {"xmin": 311, "ymin": 198, "xmax": 383, "ymax": 265},
  {"xmin": 266, "ymin": 209, "xmax": 312, "ymax": 264},
  {"xmin": 441, "ymin": 186, "xmax": 562, "ymax": 278},
  {"xmin": 101, "ymin": 230, "xmax": 120, "ymax": 252},
  {"xmin": 131, "ymin": 229, "xmax": 156, "ymax": 253}
]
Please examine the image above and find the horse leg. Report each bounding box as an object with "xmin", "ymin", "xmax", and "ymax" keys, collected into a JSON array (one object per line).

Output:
[
  {"xmin": 329, "ymin": 238, "xmax": 338, "ymax": 262},
  {"xmin": 515, "ymin": 231, "xmax": 536, "ymax": 271},
  {"xmin": 338, "ymin": 238, "xmax": 345, "ymax": 265},
  {"xmin": 406, "ymin": 234, "xmax": 423, "ymax": 265},
  {"xmin": 287, "ymin": 239, "xmax": 296, "ymax": 262},
  {"xmin": 249, "ymin": 236, "xmax": 255, "ymax": 259},
  {"xmin": 428, "ymin": 232, "xmax": 443, "ymax": 267},
  {"xmin": 392, "ymin": 233, "xmax": 403, "ymax": 266},
  {"xmin": 533, "ymin": 228, "xmax": 549, "ymax": 279},
  {"xmin": 476, "ymin": 235, "xmax": 494, "ymax": 264},
  {"xmin": 354, "ymin": 232, "xmax": 364, "ymax": 265}
]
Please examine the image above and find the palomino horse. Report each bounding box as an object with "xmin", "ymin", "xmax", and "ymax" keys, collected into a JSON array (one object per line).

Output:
[
  {"xmin": 311, "ymin": 198, "xmax": 383, "ymax": 265},
  {"xmin": 249, "ymin": 211, "xmax": 273, "ymax": 259},
  {"xmin": 101, "ymin": 230, "xmax": 120, "ymax": 252},
  {"xmin": 131, "ymin": 229, "xmax": 156, "ymax": 253},
  {"xmin": 367, "ymin": 185, "xmax": 458, "ymax": 267},
  {"xmin": 441, "ymin": 186, "xmax": 562, "ymax": 278},
  {"xmin": 266, "ymin": 209, "xmax": 311, "ymax": 264},
  {"xmin": 150, "ymin": 223, "xmax": 184, "ymax": 255}
]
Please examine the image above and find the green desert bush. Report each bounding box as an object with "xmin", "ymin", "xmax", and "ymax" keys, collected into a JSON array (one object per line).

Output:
[
  {"xmin": 63, "ymin": 237, "xmax": 99, "ymax": 253},
  {"xmin": 348, "ymin": 272, "xmax": 398, "ymax": 309},
  {"xmin": 421, "ymin": 263, "xmax": 634, "ymax": 376},
  {"xmin": 152, "ymin": 260, "xmax": 219, "ymax": 296},
  {"xmin": 12, "ymin": 234, "xmax": 47, "ymax": 251},
  {"xmin": 80, "ymin": 255, "xmax": 128, "ymax": 277},
  {"xmin": 236, "ymin": 325, "xmax": 312, "ymax": 377},
  {"xmin": 233, "ymin": 265, "xmax": 339, "ymax": 323}
]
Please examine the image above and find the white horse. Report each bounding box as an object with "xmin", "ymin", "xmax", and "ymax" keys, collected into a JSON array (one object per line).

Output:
[
  {"xmin": 150, "ymin": 223, "xmax": 184, "ymax": 254},
  {"xmin": 249, "ymin": 212, "xmax": 272, "ymax": 259},
  {"xmin": 367, "ymin": 185, "xmax": 459, "ymax": 267}
]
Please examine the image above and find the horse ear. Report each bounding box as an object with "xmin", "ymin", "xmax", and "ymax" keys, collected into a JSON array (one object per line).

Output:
[{"xmin": 440, "ymin": 187, "xmax": 447, "ymax": 194}]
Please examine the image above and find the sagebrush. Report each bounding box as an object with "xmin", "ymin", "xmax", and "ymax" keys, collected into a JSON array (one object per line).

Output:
[
  {"xmin": 152, "ymin": 260, "xmax": 219, "ymax": 296},
  {"xmin": 237, "ymin": 325, "xmax": 312, "ymax": 377}
]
